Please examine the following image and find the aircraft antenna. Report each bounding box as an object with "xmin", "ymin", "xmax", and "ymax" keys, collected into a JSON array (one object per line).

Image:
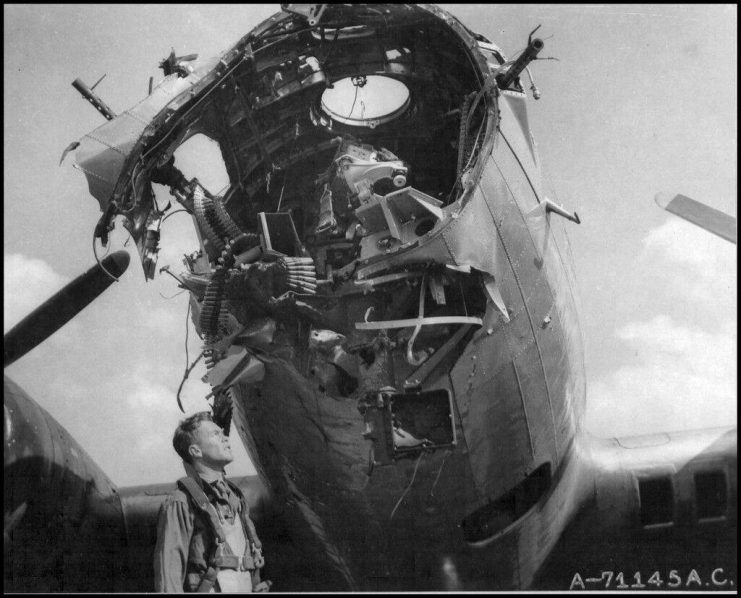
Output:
[{"xmin": 90, "ymin": 73, "xmax": 107, "ymax": 90}]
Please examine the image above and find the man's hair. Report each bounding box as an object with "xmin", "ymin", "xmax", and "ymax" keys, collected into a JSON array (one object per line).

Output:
[{"xmin": 173, "ymin": 411, "xmax": 214, "ymax": 463}]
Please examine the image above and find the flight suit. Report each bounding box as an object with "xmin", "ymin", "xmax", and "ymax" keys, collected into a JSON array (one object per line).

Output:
[{"xmin": 153, "ymin": 472, "xmax": 262, "ymax": 592}]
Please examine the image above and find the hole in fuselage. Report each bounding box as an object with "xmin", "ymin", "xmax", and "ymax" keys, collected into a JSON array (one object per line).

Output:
[
  {"xmin": 414, "ymin": 217, "xmax": 436, "ymax": 237},
  {"xmin": 173, "ymin": 133, "xmax": 230, "ymax": 195}
]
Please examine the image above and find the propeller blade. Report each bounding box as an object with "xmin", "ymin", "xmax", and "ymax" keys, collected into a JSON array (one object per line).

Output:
[
  {"xmin": 3, "ymin": 250, "xmax": 130, "ymax": 367},
  {"xmin": 655, "ymin": 193, "xmax": 736, "ymax": 244}
]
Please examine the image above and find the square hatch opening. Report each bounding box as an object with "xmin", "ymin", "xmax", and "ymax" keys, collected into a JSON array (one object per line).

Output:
[{"xmin": 359, "ymin": 388, "xmax": 456, "ymax": 465}]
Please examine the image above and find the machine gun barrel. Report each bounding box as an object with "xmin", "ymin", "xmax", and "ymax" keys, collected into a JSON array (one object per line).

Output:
[
  {"xmin": 72, "ymin": 78, "xmax": 116, "ymax": 121},
  {"xmin": 496, "ymin": 38, "xmax": 544, "ymax": 91}
]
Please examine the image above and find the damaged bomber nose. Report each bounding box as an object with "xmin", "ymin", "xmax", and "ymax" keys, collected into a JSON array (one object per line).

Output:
[
  {"xmin": 64, "ymin": 3, "xmax": 594, "ymax": 590},
  {"xmin": 72, "ymin": 2, "xmax": 500, "ymax": 469}
]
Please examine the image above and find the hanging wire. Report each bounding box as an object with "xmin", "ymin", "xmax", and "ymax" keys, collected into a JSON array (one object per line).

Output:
[
  {"xmin": 349, "ymin": 83, "xmax": 360, "ymax": 119},
  {"xmin": 175, "ymin": 300, "xmax": 204, "ymax": 412},
  {"xmin": 100, "ymin": 237, "xmax": 112, "ymax": 258},
  {"xmin": 390, "ymin": 451, "xmax": 425, "ymax": 520},
  {"xmin": 462, "ymin": 114, "xmax": 487, "ymax": 173},
  {"xmin": 161, "ymin": 208, "xmax": 190, "ymax": 224},
  {"xmin": 319, "ymin": 26, "xmax": 341, "ymax": 64},
  {"xmin": 428, "ymin": 450, "xmax": 450, "ymax": 498},
  {"xmin": 159, "ymin": 289, "xmax": 187, "ymax": 300},
  {"xmin": 185, "ymin": 299, "xmax": 190, "ymax": 367},
  {"xmin": 277, "ymin": 118, "xmax": 301, "ymax": 211},
  {"xmin": 276, "ymin": 176, "xmax": 287, "ymax": 212},
  {"xmin": 176, "ymin": 351, "xmax": 203, "ymax": 413},
  {"xmin": 92, "ymin": 232, "xmax": 121, "ymax": 282},
  {"xmin": 215, "ymin": 181, "xmax": 232, "ymax": 196}
]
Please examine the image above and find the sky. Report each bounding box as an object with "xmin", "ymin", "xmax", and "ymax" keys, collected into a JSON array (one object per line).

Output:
[{"xmin": 4, "ymin": 4, "xmax": 736, "ymax": 487}]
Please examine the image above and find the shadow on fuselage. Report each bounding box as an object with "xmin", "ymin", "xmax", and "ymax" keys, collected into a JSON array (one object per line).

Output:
[{"xmin": 4, "ymin": 458, "xmax": 128, "ymax": 592}]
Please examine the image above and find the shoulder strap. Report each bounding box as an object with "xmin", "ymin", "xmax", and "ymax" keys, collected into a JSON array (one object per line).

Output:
[
  {"xmin": 225, "ymin": 479, "xmax": 262, "ymax": 551},
  {"xmin": 177, "ymin": 477, "xmax": 226, "ymax": 545}
]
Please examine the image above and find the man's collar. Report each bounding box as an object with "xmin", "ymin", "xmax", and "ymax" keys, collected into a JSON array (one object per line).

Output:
[
  {"xmin": 182, "ymin": 460, "xmax": 226, "ymax": 485},
  {"xmin": 198, "ymin": 469, "xmax": 224, "ymax": 484}
]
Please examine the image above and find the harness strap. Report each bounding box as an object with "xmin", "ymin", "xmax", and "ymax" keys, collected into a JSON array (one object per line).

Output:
[
  {"xmin": 177, "ymin": 477, "xmax": 226, "ymax": 544},
  {"xmin": 195, "ymin": 566, "xmax": 219, "ymax": 593},
  {"xmin": 225, "ymin": 478, "xmax": 267, "ymax": 586},
  {"xmin": 177, "ymin": 476, "xmax": 265, "ymax": 582},
  {"xmin": 225, "ymin": 479, "xmax": 263, "ymax": 551},
  {"xmin": 212, "ymin": 554, "xmax": 256, "ymax": 570},
  {"xmin": 178, "ymin": 476, "xmax": 271, "ymax": 593}
]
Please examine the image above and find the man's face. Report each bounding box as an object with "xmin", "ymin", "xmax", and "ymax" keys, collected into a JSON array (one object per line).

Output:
[{"xmin": 190, "ymin": 420, "xmax": 233, "ymax": 467}]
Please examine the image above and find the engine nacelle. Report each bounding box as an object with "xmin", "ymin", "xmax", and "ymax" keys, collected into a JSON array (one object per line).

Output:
[{"xmin": 4, "ymin": 377, "xmax": 128, "ymax": 591}]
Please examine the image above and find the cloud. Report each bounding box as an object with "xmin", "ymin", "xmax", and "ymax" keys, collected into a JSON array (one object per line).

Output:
[
  {"xmin": 643, "ymin": 219, "xmax": 736, "ymax": 305},
  {"xmin": 588, "ymin": 220, "xmax": 738, "ymax": 437},
  {"xmin": 618, "ymin": 315, "xmax": 735, "ymax": 364},
  {"xmin": 644, "ymin": 218, "xmax": 733, "ymax": 269},
  {"xmin": 587, "ymin": 314, "xmax": 736, "ymax": 437},
  {"xmin": 124, "ymin": 382, "xmax": 184, "ymax": 459},
  {"xmin": 110, "ymin": 376, "xmax": 255, "ymax": 486},
  {"xmin": 3, "ymin": 253, "xmax": 70, "ymax": 332}
]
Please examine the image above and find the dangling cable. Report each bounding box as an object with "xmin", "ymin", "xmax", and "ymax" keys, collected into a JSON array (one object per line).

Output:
[
  {"xmin": 92, "ymin": 232, "xmax": 121, "ymax": 282},
  {"xmin": 390, "ymin": 451, "xmax": 425, "ymax": 520},
  {"xmin": 185, "ymin": 297, "xmax": 191, "ymax": 366},
  {"xmin": 176, "ymin": 300, "xmax": 204, "ymax": 412},
  {"xmin": 176, "ymin": 351, "xmax": 204, "ymax": 413},
  {"xmin": 428, "ymin": 450, "xmax": 450, "ymax": 499},
  {"xmin": 159, "ymin": 289, "xmax": 187, "ymax": 300},
  {"xmin": 160, "ymin": 208, "xmax": 189, "ymax": 224},
  {"xmin": 277, "ymin": 118, "xmax": 301, "ymax": 212},
  {"xmin": 349, "ymin": 83, "xmax": 360, "ymax": 119}
]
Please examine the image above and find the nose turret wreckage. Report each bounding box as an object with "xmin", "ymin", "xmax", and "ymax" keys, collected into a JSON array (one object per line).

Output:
[{"xmin": 72, "ymin": 4, "xmax": 585, "ymax": 590}]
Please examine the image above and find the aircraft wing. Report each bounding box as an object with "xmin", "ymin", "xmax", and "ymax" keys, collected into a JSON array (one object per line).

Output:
[
  {"xmin": 116, "ymin": 473, "xmax": 329, "ymax": 590},
  {"xmin": 4, "ymin": 375, "xmax": 281, "ymax": 591},
  {"xmin": 533, "ymin": 426, "xmax": 737, "ymax": 589},
  {"xmin": 117, "ymin": 475, "xmax": 271, "ymax": 590}
]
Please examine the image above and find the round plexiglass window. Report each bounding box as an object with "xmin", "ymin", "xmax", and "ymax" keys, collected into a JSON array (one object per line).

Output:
[{"xmin": 320, "ymin": 75, "xmax": 410, "ymax": 128}]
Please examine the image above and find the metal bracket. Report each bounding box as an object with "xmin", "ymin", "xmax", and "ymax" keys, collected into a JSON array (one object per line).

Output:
[
  {"xmin": 281, "ymin": 4, "xmax": 327, "ymax": 27},
  {"xmin": 543, "ymin": 198, "xmax": 580, "ymax": 224}
]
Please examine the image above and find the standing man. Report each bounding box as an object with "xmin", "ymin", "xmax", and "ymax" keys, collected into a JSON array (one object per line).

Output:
[{"xmin": 154, "ymin": 412, "xmax": 270, "ymax": 592}]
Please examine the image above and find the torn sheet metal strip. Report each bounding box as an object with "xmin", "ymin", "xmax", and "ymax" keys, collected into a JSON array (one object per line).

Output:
[
  {"xmin": 404, "ymin": 324, "xmax": 473, "ymax": 389},
  {"xmin": 408, "ymin": 188, "xmax": 445, "ymax": 220},
  {"xmin": 355, "ymin": 316, "xmax": 483, "ymax": 330},
  {"xmin": 353, "ymin": 270, "xmax": 423, "ymax": 291},
  {"xmin": 427, "ymin": 274, "xmax": 446, "ymax": 305},
  {"xmin": 206, "ymin": 346, "xmax": 265, "ymax": 390},
  {"xmin": 483, "ymin": 274, "xmax": 510, "ymax": 322},
  {"xmin": 378, "ymin": 195, "xmax": 403, "ymax": 240},
  {"xmin": 406, "ymin": 273, "xmax": 428, "ymax": 366}
]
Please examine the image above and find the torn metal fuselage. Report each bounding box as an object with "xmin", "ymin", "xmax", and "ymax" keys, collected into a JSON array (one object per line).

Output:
[{"xmin": 73, "ymin": 4, "xmax": 586, "ymax": 590}]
